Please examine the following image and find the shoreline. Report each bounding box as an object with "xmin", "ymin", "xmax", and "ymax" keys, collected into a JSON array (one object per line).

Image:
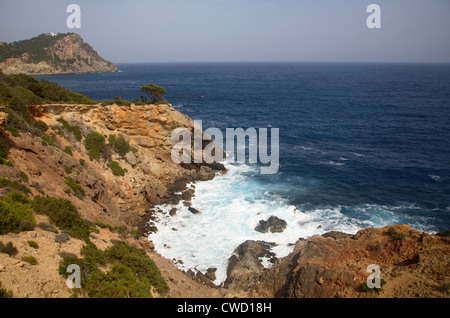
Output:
[
  {"xmin": 146, "ymin": 159, "xmax": 449, "ymax": 289},
  {"xmin": 1, "ymin": 101, "xmax": 448, "ymax": 298}
]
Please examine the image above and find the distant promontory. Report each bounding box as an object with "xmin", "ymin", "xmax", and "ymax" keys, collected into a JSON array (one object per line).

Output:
[{"xmin": 0, "ymin": 33, "xmax": 117, "ymax": 75}]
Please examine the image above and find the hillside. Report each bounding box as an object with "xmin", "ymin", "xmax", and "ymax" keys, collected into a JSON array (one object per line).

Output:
[
  {"xmin": 0, "ymin": 72, "xmax": 227, "ymax": 298},
  {"xmin": 0, "ymin": 33, "xmax": 117, "ymax": 75},
  {"xmin": 0, "ymin": 73, "xmax": 448, "ymax": 298}
]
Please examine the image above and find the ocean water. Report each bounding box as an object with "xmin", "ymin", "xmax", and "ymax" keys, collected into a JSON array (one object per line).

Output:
[{"xmin": 37, "ymin": 62, "xmax": 450, "ymax": 284}]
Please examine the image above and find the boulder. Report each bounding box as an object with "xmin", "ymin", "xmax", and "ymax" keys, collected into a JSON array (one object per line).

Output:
[
  {"xmin": 255, "ymin": 216, "xmax": 287, "ymax": 233},
  {"xmin": 124, "ymin": 151, "xmax": 137, "ymax": 167},
  {"xmin": 188, "ymin": 207, "xmax": 201, "ymax": 214}
]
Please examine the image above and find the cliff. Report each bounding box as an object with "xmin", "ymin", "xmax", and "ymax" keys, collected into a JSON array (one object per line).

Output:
[
  {"xmin": 0, "ymin": 102, "xmax": 448, "ymax": 298},
  {"xmin": 0, "ymin": 102, "xmax": 227, "ymax": 298},
  {"xmin": 3, "ymin": 103, "xmax": 224, "ymax": 229},
  {"xmin": 0, "ymin": 33, "xmax": 117, "ymax": 75}
]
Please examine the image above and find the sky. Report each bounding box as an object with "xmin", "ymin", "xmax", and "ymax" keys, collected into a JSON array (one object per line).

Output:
[{"xmin": 0, "ymin": 0, "xmax": 449, "ymax": 63}]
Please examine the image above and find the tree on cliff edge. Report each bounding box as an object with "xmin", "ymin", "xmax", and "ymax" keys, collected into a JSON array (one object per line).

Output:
[{"xmin": 140, "ymin": 84, "xmax": 167, "ymax": 104}]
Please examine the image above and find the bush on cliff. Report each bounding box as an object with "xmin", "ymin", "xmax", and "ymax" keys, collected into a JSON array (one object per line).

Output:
[
  {"xmin": 33, "ymin": 195, "xmax": 90, "ymax": 241},
  {"xmin": 59, "ymin": 240, "xmax": 169, "ymax": 298},
  {"xmin": 105, "ymin": 240, "xmax": 169, "ymax": 295},
  {"xmin": 56, "ymin": 117, "xmax": 82, "ymax": 141},
  {"xmin": 108, "ymin": 134, "xmax": 131, "ymax": 157},
  {"xmin": 84, "ymin": 131, "xmax": 108, "ymax": 161},
  {"xmin": 0, "ymin": 71, "xmax": 96, "ymax": 137},
  {"xmin": 64, "ymin": 177, "xmax": 85, "ymax": 200},
  {"xmin": 107, "ymin": 161, "xmax": 126, "ymax": 176},
  {"xmin": 0, "ymin": 191, "xmax": 36, "ymax": 235},
  {"xmin": 0, "ymin": 178, "xmax": 31, "ymax": 195}
]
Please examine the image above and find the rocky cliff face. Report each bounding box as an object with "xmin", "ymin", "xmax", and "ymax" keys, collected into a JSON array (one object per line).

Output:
[
  {"xmin": 225, "ymin": 225, "xmax": 450, "ymax": 298},
  {"xmin": 2, "ymin": 103, "xmax": 224, "ymax": 231},
  {"xmin": 1, "ymin": 103, "xmax": 448, "ymax": 298},
  {"xmin": 0, "ymin": 33, "xmax": 117, "ymax": 75}
]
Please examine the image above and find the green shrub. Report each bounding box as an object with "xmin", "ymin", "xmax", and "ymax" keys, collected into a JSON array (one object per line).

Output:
[
  {"xmin": 64, "ymin": 166, "xmax": 73, "ymax": 174},
  {"xmin": 35, "ymin": 120, "xmax": 48, "ymax": 132},
  {"xmin": 0, "ymin": 191, "xmax": 35, "ymax": 234},
  {"xmin": 0, "ymin": 241, "xmax": 18, "ymax": 256},
  {"xmin": 27, "ymin": 240, "xmax": 39, "ymax": 249},
  {"xmin": 94, "ymin": 221, "xmax": 113, "ymax": 231},
  {"xmin": 84, "ymin": 131, "xmax": 108, "ymax": 161},
  {"xmin": 0, "ymin": 140, "xmax": 12, "ymax": 165},
  {"xmin": 90, "ymin": 226, "xmax": 100, "ymax": 234},
  {"xmin": 58, "ymin": 239, "xmax": 169, "ymax": 298},
  {"xmin": 40, "ymin": 134, "xmax": 56, "ymax": 147},
  {"xmin": 64, "ymin": 177, "xmax": 85, "ymax": 200},
  {"xmin": 58, "ymin": 255, "xmax": 99, "ymax": 288},
  {"xmin": 33, "ymin": 195, "xmax": 90, "ymax": 240},
  {"xmin": 0, "ymin": 178, "xmax": 31, "ymax": 195},
  {"xmin": 112, "ymin": 96, "xmax": 132, "ymax": 107},
  {"xmin": 113, "ymin": 225, "xmax": 128, "ymax": 234},
  {"xmin": 107, "ymin": 161, "xmax": 125, "ymax": 176},
  {"xmin": 19, "ymin": 171, "xmax": 29, "ymax": 182},
  {"xmin": 105, "ymin": 240, "xmax": 169, "ymax": 295},
  {"xmin": 56, "ymin": 118, "xmax": 82, "ymax": 141},
  {"xmin": 87, "ymin": 263, "xmax": 152, "ymax": 298},
  {"xmin": 108, "ymin": 134, "xmax": 131, "ymax": 157},
  {"xmin": 63, "ymin": 146, "xmax": 73, "ymax": 156},
  {"xmin": 80, "ymin": 241, "xmax": 106, "ymax": 265},
  {"xmin": 21, "ymin": 255, "xmax": 38, "ymax": 265},
  {"xmin": 0, "ymin": 140, "xmax": 9, "ymax": 159},
  {"xmin": 101, "ymin": 100, "xmax": 114, "ymax": 106},
  {"xmin": 4, "ymin": 125, "xmax": 20, "ymax": 137}
]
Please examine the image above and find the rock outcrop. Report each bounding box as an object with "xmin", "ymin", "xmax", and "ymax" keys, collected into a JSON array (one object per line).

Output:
[
  {"xmin": 3, "ymin": 103, "xmax": 224, "ymax": 231},
  {"xmin": 254, "ymin": 216, "xmax": 287, "ymax": 233},
  {"xmin": 0, "ymin": 33, "xmax": 117, "ymax": 75},
  {"xmin": 225, "ymin": 225, "xmax": 450, "ymax": 298}
]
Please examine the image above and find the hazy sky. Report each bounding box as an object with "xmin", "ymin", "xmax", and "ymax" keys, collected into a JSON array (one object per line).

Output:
[{"xmin": 0, "ymin": 0, "xmax": 449, "ymax": 63}]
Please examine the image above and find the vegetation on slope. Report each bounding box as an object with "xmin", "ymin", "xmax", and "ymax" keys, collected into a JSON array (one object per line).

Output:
[{"xmin": 0, "ymin": 33, "xmax": 69, "ymax": 64}]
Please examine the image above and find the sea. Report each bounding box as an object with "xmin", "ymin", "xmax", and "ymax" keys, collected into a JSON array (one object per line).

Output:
[{"xmin": 36, "ymin": 62, "xmax": 450, "ymax": 285}]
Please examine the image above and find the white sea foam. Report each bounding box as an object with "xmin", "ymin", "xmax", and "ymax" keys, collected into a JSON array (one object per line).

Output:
[
  {"xmin": 323, "ymin": 160, "xmax": 345, "ymax": 166},
  {"xmin": 148, "ymin": 161, "xmax": 436, "ymax": 286},
  {"xmin": 148, "ymin": 162, "xmax": 365, "ymax": 285}
]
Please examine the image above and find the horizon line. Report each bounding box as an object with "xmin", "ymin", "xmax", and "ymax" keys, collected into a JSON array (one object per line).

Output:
[{"xmin": 112, "ymin": 61, "xmax": 450, "ymax": 65}]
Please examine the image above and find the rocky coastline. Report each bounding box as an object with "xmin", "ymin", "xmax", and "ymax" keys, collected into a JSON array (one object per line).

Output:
[{"xmin": 0, "ymin": 103, "xmax": 448, "ymax": 298}]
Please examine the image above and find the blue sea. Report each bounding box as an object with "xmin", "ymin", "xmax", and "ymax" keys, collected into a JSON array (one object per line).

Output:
[{"xmin": 37, "ymin": 62, "xmax": 450, "ymax": 284}]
